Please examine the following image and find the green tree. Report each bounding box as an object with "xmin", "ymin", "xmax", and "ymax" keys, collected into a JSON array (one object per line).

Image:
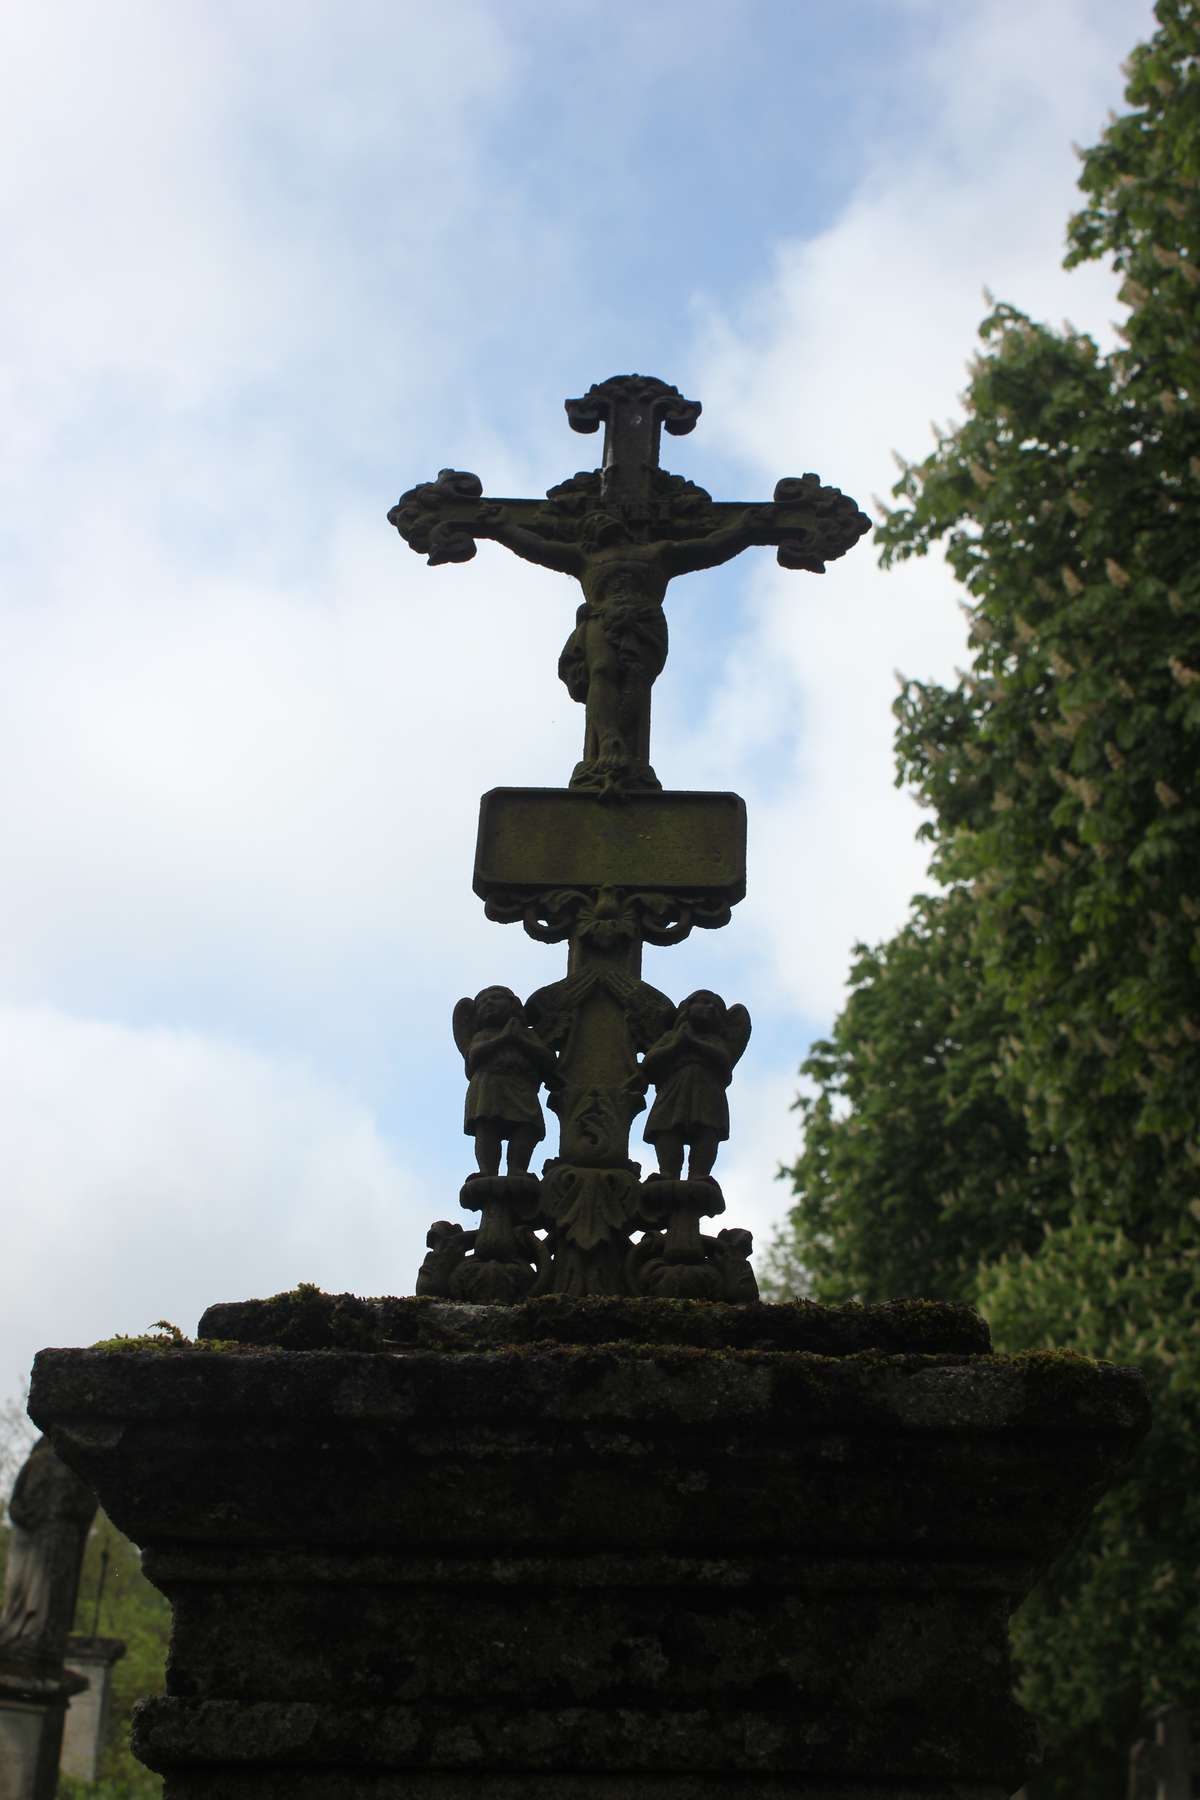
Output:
[
  {"xmin": 772, "ymin": 4, "xmax": 1200, "ymax": 1791},
  {"xmin": 762, "ymin": 884, "xmax": 1062, "ymax": 1305}
]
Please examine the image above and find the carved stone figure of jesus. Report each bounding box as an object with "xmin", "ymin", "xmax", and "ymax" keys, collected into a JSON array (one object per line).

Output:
[
  {"xmin": 483, "ymin": 503, "xmax": 782, "ymax": 792},
  {"xmin": 390, "ymin": 378, "xmax": 871, "ymax": 799}
]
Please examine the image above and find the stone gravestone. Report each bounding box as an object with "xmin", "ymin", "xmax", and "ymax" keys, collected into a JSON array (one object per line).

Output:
[
  {"xmin": 28, "ymin": 377, "xmax": 1150, "ymax": 1800},
  {"xmin": 60, "ymin": 1636, "xmax": 127, "ymax": 1782},
  {"xmin": 0, "ymin": 1438, "xmax": 95, "ymax": 1800},
  {"xmin": 1127, "ymin": 1706, "xmax": 1195, "ymax": 1800}
]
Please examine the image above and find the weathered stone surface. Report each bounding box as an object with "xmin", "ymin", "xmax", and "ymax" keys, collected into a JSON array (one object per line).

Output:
[
  {"xmin": 192, "ymin": 1289, "xmax": 995, "ymax": 1355},
  {"xmin": 474, "ymin": 788, "xmax": 747, "ymax": 905},
  {"xmin": 61, "ymin": 1636, "xmax": 126, "ymax": 1782},
  {"xmin": 158, "ymin": 1779, "xmax": 1010, "ymax": 1800},
  {"xmin": 29, "ymin": 1297, "xmax": 1149, "ymax": 1799}
]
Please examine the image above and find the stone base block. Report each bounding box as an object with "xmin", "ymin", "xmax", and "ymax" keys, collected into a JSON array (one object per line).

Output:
[
  {"xmin": 0, "ymin": 1676, "xmax": 80, "ymax": 1800},
  {"xmin": 155, "ymin": 1775, "xmax": 1011, "ymax": 1800},
  {"xmin": 29, "ymin": 1294, "xmax": 1149, "ymax": 1800}
]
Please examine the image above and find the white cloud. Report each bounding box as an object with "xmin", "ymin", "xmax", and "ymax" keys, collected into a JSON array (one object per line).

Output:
[
  {"xmin": 0, "ymin": 0, "xmax": 1160, "ymax": 1366},
  {"xmin": 0, "ymin": 2, "xmax": 518, "ymax": 437},
  {"xmin": 1, "ymin": 1006, "xmax": 423, "ymax": 1388},
  {"xmin": 0, "ymin": 499, "xmax": 575, "ymax": 1013}
]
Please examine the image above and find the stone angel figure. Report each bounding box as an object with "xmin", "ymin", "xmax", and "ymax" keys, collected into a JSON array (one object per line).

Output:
[
  {"xmin": 0, "ymin": 1437, "xmax": 96, "ymax": 1672},
  {"xmin": 632, "ymin": 990, "xmax": 751, "ymax": 1182},
  {"xmin": 453, "ymin": 986, "xmax": 561, "ymax": 1176}
]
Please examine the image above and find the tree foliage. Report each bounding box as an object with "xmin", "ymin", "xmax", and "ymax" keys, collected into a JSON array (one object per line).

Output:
[
  {"xmin": 761, "ymin": 885, "xmax": 1061, "ymax": 1306},
  {"xmin": 771, "ymin": 3, "xmax": 1200, "ymax": 1789}
]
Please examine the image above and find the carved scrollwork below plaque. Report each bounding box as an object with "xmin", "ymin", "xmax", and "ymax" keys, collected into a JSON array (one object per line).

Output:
[{"xmin": 484, "ymin": 885, "xmax": 733, "ymax": 948}]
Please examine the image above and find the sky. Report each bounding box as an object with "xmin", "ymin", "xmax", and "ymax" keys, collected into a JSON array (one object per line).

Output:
[{"xmin": 0, "ymin": 0, "xmax": 1156, "ymax": 1392}]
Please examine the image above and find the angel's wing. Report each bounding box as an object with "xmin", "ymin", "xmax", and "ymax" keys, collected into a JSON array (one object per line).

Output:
[
  {"xmin": 723, "ymin": 1003, "xmax": 752, "ymax": 1068},
  {"xmin": 451, "ymin": 996, "xmax": 478, "ymax": 1066}
]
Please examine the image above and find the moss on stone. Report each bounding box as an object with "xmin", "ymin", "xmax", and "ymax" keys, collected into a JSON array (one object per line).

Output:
[{"xmin": 196, "ymin": 1288, "xmax": 991, "ymax": 1357}]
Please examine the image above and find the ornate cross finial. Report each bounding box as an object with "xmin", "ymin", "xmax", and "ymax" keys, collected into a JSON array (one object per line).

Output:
[
  {"xmin": 564, "ymin": 375, "xmax": 700, "ymax": 506},
  {"xmin": 391, "ymin": 377, "xmax": 870, "ymax": 1301}
]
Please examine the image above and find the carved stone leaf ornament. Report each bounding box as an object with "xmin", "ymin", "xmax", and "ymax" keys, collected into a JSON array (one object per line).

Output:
[
  {"xmin": 542, "ymin": 1162, "xmax": 637, "ymax": 1251},
  {"xmin": 390, "ymin": 377, "xmax": 870, "ymax": 1297}
]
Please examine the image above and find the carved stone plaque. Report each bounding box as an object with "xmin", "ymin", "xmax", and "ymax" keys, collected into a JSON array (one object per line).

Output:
[{"xmin": 474, "ymin": 788, "xmax": 747, "ymax": 904}]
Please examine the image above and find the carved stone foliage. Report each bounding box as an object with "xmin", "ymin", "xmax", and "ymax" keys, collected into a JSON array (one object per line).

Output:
[
  {"xmin": 386, "ymin": 469, "xmax": 495, "ymax": 566},
  {"xmin": 483, "ymin": 884, "xmax": 733, "ymax": 948},
  {"xmin": 770, "ymin": 473, "xmax": 873, "ymax": 573},
  {"xmin": 541, "ymin": 1163, "xmax": 640, "ymax": 1296}
]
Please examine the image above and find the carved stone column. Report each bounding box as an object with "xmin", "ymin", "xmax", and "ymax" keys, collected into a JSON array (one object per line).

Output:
[{"xmin": 30, "ymin": 1292, "xmax": 1148, "ymax": 1800}]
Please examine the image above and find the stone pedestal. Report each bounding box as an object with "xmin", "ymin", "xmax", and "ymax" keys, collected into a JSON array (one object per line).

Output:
[
  {"xmin": 0, "ymin": 1666, "xmax": 86, "ymax": 1800},
  {"xmin": 61, "ymin": 1635, "xmax": 126, "ymax": 1781},
  {"xmin": 28, "ymin": 1294, "xmax": 1148, "ymax": 1800}
]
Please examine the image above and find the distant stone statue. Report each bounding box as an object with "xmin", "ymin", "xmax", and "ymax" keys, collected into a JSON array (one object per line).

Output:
[
  {"xmin": 452, "ymin": 986, "xmax": 561, "ymax": 1176},
  {"xmin": 634, "ymin": 990, "xmax": 751, "ymax": 1181},
  {"xmin": 0, "ymin": 1437, "xmax": 96, "ymax": 1673}
]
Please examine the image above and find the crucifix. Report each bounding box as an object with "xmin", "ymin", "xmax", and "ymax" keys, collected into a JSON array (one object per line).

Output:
[{"xmin": 390, "ymin": 376, "xmax": 869, "ymax": 1301}]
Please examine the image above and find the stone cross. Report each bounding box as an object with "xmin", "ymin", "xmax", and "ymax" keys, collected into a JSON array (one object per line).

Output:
[{"xmin": 390, "ymin": 375, "xmax": 869, "ymax": 1299}]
